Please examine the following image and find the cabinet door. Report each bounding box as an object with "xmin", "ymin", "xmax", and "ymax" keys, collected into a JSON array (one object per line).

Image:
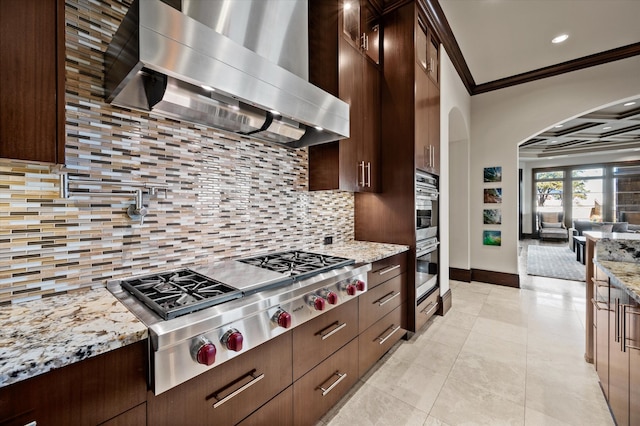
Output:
[
  {"xmin": 359, "ymin": 273, "xmax": 404, "ymax": 333},
  {"xmin": 609, "ymin": 288, "xmax": 629, "ymax": 426},
  {"xmin": 593, "ymin": 278, "xmax": 609, "ymax": 397},
  {"xmin": 237, "ymin": 387, "xmax": 293, "ymax": 426},
  {"xmin": 428, "ymin": 78, "xmax": 440, "ymax": 175},
  {"xmin": 629, "ymin": 299, "xmax": 640, "ymax": 425},
  {"xmin": 338, "ymin": 36, "xmax": 364, "ymax": 192},
  {"xmin": 358, "ymin": 305, "xmax": 405, "ymax": 377},
  {"xmin": 0, "ymin": 0, "xmax": 64, "ymax": 163},
  {"xmin": 361, "ymin": 1, "xmax": 380, "ymax": 65},
  {"xmin": 427, "ymin": 32, "xmax": 439, "ymax": 84},
  {"xmin": 415, "ymin": 63, "xmax": 429, "ymax": 171},
  {"xmin": 360, "ymin": 57, "xmax": 381, "ymax": 192},
  {"xmin": 341, "ymin": 0, "xmax": 361, "ymax": 50}
]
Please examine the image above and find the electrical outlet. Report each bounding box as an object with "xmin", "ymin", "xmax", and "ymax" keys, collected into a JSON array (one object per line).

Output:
[{"xmin": 323, "ymin": 236, "xmax": 333, "ymax": 245}]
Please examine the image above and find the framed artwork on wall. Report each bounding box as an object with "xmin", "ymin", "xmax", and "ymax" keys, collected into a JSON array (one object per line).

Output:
[
  {"xmin": 483, "ymin": 230, "xmax": 501, "ymax": 246},
  {"xmin": 483, "ymin": 209, "xmax": 501, "ymax": 224},
  {"xmin": 484, "ymin": 166, "xmax": 502, "ymax": 182},
  {"xmin": 484, "ymin": 188, "xmax": 502, "ymax": 203}
]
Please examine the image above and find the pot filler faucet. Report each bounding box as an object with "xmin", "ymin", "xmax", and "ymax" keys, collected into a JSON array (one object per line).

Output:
[{"xmin": 59, "ymin": 173, "xmax": 167, "ymax": 225}]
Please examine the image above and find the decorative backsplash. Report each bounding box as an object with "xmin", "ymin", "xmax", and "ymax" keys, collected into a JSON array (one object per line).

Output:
[{"xmin": 0, "ymin": 0, "xmax": 354, "ymax": 304}]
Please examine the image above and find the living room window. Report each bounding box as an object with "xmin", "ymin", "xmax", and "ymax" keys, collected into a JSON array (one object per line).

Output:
[{"xmin": 571, "ymin": 168, "xmax": 604, "ymax": 222}]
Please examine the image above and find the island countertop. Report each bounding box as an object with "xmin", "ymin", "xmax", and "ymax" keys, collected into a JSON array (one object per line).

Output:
[{"xmin": 0, "ymin": 287, "xmax": 147, "ymax": 388}]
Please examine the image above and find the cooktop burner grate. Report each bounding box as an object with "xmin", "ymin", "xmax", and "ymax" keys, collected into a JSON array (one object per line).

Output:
[
  {"xmin": 238, "ymin": 250, "xmax": 354, "ymax": 281},
  {"xmin": 120, "ymin": 269, "xmax": 243, "ymax": 320}
]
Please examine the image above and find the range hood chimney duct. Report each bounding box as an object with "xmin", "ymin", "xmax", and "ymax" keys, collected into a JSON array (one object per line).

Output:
[{"xmin": 104, "ymin": 0, "xmax": 349, "ymax": 148}]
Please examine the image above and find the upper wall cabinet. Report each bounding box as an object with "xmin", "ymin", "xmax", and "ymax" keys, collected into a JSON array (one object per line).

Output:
[
  {"xmin": 308, "ymin": 0, "xmax": 382, "ymax": 193},
  {"xmin": 0, "ymin": 0, "xmax": 65, "ymax": 164},
  {"xmin": 415, "ymin": 16, "xmax": 439, "ymax": 85}
]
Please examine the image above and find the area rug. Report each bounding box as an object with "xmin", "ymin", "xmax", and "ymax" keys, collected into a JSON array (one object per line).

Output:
[{"xmin": 526, "ymin": 245, "xmax": 585, "ymax": 281}]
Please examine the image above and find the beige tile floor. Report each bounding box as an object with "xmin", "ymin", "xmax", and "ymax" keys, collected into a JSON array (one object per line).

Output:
[{"xmin": 319, "ymin": 241, "xmax": 614, "ymax": 425}]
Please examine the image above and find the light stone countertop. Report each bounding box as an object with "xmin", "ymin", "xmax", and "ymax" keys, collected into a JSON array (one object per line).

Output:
[
  {"xmin": 0, "ymin": 287, "xmax": 148, "ymax": 388},
  {"xmin": 307, "ymin": 240, "xmax": 410, "ymax": 264},
  {"xmin": 0, "ymin": 240, "xmax": 407, "ymax": 390},
  {"xmin": 594, "ymin": 259, "xmax": 640, "ymax": 305}
]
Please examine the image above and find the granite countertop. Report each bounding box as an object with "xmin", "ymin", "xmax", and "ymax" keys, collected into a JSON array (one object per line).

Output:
[
  {"xmin": 307, "ymin": 240, "xmax": 410, "ymax": 264},
  {"xmin": 0, "ymin": 287, "xmax": 147, "ymax": 388},
  {"xmin": 594, "ymin": 260, "xmax": 640, "ymax": 304}
]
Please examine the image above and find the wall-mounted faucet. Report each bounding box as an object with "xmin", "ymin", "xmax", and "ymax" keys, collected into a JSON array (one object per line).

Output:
[{"xmin": 59, "ymin": 173, "xmax": 167, "ymax": 226}]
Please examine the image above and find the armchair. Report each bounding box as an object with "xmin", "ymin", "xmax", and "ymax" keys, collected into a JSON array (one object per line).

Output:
[{"xmin": 537, "ymin": 211, "xmax": 569, "ymax": 241}]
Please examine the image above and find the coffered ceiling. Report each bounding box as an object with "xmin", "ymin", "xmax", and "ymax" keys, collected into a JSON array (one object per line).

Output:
[{"xmin": 433, "ymin": 0, "xmax": 640, "ymax": 161}]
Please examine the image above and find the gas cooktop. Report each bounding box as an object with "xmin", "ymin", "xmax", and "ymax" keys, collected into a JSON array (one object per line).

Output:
[
  {"xmin": 237, "ymin": 250, "xmax": 354, "ymax": 280},
  {"xmin": 120, "ymin": 269, "xmax": 242, "ymax": 320}
]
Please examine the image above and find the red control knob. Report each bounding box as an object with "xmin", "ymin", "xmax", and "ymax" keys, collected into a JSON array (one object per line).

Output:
[
  {"xmin": 308, "ymin": 295, "xmax": 326, "ymax": 311},
  {"xmin": 346, "ymin": 284, "xmax": 357, "ymax": 296},
  {"xmin": 272, "ymin": 309, "xmax": 292, "ymax": 328},
  {"xmin": 195, "ymin": 340, "xmax": 216, "ymax": 366},
  {"xmin": 355, "ymin": 279, "xmax": 366, "ymax": 292},
  {"xmin": 317, "ymin": 288, "xmax": 339, "ymax": 304},
  {"xmin": 222, "ymin": 328, "xmax": 244, "ymax": 352}
]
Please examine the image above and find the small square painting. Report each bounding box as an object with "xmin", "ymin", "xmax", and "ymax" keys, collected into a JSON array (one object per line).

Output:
[
  {"xmin": 483, "ymin": 230, "xmax": 501, "ymax": 246},
  {"xmin": 484, "ymin": 188, "xmax": 502, "ymax": 203},
  {"xmin": 484, "ymin": 166, "xmax": 502, "ymax": 182},
  {"xmin": 483, "ymin": 209, "xmax": 502, "ymax": 224}
]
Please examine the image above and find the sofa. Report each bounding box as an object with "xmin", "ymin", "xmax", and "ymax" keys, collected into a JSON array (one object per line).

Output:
[
  {"xmin": 569, "ymin": 220, "xmax": 629, "ymax": 248},
  {"xmin": 619, "ymin": 211, "xmax": 640, "ymax": 232},
  {"xmin": 537, "ymin": 212, "xmax": 569, "ymax": 241}
]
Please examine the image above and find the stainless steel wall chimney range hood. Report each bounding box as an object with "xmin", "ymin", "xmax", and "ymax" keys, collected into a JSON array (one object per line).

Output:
[{"xmin": 104, "ymin": 0, "xmax": 349, "ymax": 148}]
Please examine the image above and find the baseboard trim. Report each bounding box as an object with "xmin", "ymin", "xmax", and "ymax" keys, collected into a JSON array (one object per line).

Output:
[
  {"xmin": 471, "ymin": 269, "xmax": 520, "ymax": 288},
  {"xmin": 437, "ymin": 289, "xmax": 452, "ymax": 316},
  {"xmin": 449, "ymin": 267, "xmax": 471, "ymax": 282}
]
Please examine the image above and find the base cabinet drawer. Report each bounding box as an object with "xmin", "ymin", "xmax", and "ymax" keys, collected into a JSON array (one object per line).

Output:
[
  {"xmin": 147, "ymin": 332, "xmax": 292, "ymax": 426},
  {"xmin": 293, "ymin": 298, "xmax": 358, "ymax": 380},
  {"xmin": 367, "ymin": 252, "xmax": 407, "ymax": 289},
  {"xmin": 359, "ymin": 273, "xmax": 404, "ymax": 333},
  {"xmin": 100, "ymin": 403, "xmax": 146, "ymax": 426},
  {"xmin": 416, "ymin": 290, "xmax": 439, "ymax": 331},
  {"xmin": 293, "ymin": 338, "xmax": 359, "ymax": 426},
  {"xmin": 237, "ymin": 386, "xmax": 293, "ymax": 426},
  {"xmin": 359, "ymin": 305, "xmax": 405, "ymax": 377}
]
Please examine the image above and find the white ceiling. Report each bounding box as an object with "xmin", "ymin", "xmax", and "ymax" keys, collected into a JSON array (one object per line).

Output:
[{"xmin": 439, "ymin": 0, "xmax": 640, "ymax": 85}]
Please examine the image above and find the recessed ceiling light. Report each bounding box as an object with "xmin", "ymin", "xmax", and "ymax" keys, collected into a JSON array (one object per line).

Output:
[
  {"xmin": 344, "ymin": 2, "xmax": 352, "ymax": 10},
  {"xmin": 552, "ymin": 34, "xmax": 569, "ymax": 44},
  {"xmin": 314, "ymin": 126, "xmax": 323, "ymax": 131},
  {"xmin": 270, "ymin": 110, "xmax": 281, "ymax": 116},
  {"xmin": 603, "ymin": 126, "xmax": 612, "ymax": 130},
  {"xmin": 624, "ymin": 102, "xmax": 636, "ymax": 106},
  {"xmin": 201, "ymin": 85, "xmax": 215, "ymax": 91},
  {"xmin": 554, "ymin": 125, "xmax": 563, "ymax": 128}
]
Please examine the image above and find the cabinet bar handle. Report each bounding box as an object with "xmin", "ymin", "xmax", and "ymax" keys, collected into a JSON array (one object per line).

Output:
[
  {"xmin": 317, "ymin": 321, "xmax": 347, "ymax": 340},
  {"xmin": 376, "ymin": 324, "xmax": 402, "ymax": 345},
  {"xmin": 623, "ymin": 304, "xmax": 627, "ymax": 352},
  {"xmin": 421, "ymin": 301, "xmax": 438, "ymax": 316},
  {"xmin": 366, "ymin": 162, "xmax": 371, "ymax": 187},
  {"xmin": 615, "ymin": 298, "xmax": 620, "ymax": 343},
  {"xmin": 211, "ymin": 370, "xmax": 264, "ymax": 408},
  {"xmin": 358, "ymin": 161, "xmax": 366, "ymax": 186},
  {"xmin": 376, "ymin": 291, "xmax": 400, "ymax": 306},
  {"xmin": 378, "ymin": 264, "xmax": 401, "ymax": 276},
  {"xmin": 591, "ymin": 298, "xmax": 610, "ymax": 312},
  {"xmin": 318, "ymin": 371, "xmax": 347, "ymax": 396}
]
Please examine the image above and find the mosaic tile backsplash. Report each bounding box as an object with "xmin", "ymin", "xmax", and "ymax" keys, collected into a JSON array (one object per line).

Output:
[{"xmin": 0, "ymin": 0, "xmax": 354, "ymax": 304}]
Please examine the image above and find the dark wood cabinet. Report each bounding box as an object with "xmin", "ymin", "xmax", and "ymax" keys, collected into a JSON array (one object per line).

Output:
[
  {"xmin": 359, "ymin": 273, "xmax": 404, "ymax": 333},
  {"xmin": 415, "ymin": 287, "xmax": 439, "ymax": 331},
  {"xmin": 341, "ymin": 0, "xmax": 381, "ymax": 65},
  {"xmin": 308, "ymin": 0, "xmax": 381, "ymax": 193},
  {"xmin": 236, "ymin": 387, "xmax": 293, "ymax": 426},
  {"xmin": 293, "ymin": 298, "xmax": 359, "ymax": 380},
  {"xmin": 358, "ymin": 305, "xmax": 404, "ymax": 377},
  {"xmin": 0, "ymin": 0, "xmax": 65, "ymax": 164},
  {"xmin": 147, "ymin": 332, "xmax": 292, "ymax": 426},
  {"xmin": 293, "ymin": 338, "xmax": 359, "ymax": 426},
  {"xmin": 0, "ymin": 341, "xmax": 147, "ymax": 426}
]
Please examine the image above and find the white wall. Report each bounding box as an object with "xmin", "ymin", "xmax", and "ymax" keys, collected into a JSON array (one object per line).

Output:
[
  {"xmin": 440, "ymin": 49, "xmax": 472, "ymax": 291},
  {"xmin": 470, "ymin": 56, "xmax": 640, "ymax": 275}
]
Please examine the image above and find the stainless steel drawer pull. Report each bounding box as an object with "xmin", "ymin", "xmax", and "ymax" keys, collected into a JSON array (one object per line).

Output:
[
  {"xmin": 317, "ymin": 321, "xmax": 347, "ymax": 340},
  {"xmin": 421, "ymin": 301, "xmax": 438, "ymax": 316},
  {"xmin": 590, "ymin": 298, "xmax": 610, "ymax": 312},
  {"xmin": 318, "ymin": 371, "xmax": 347, "ymax": 396},
  {"xmin": 377, "ymin": 291, "xmax": 400, "ymax": 307},
  {"xmin": 376, "ymin": 324, "xmax": 402, "ymax": 345},
  {"xmin": 211, "ymin": 370, "xmax": 265, "ymax": 408},
  {"xmin": 378, "ymin": 264, "xmax": 401, "ymax": 276}
]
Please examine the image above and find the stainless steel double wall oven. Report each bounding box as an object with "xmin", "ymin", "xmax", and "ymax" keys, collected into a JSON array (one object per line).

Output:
[{"xmin": 415, "ymin": 170, "xmax": 439, "ymax": 303}]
